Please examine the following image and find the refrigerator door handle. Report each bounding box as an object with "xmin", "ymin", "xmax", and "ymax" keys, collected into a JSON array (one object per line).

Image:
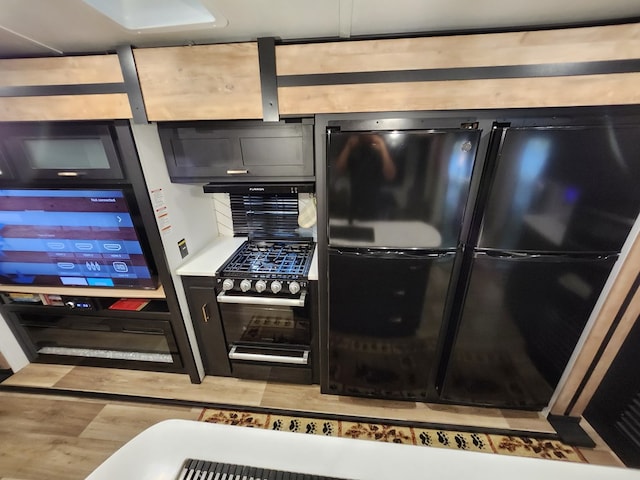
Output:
[
  {"xmin": 475, "ymin": 250, "xmax": 530, "ymax": 259},
  {"xmin": 475, "ymin": 250, "xmax": 619, "ymax": 262},
  {"xmin": 330, "ymin": 248, "xmax": 456, "ymax": 260}
]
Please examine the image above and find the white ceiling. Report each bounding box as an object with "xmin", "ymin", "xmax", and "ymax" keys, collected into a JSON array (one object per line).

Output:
[{"xmin": 1, "ymin": 0, "xmax": 640, "ymax": 58}]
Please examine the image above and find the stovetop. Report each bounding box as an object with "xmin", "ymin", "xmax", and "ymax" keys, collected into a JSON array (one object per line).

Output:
[
  {"xmin": 216, "ymin": 240, "xmax": 315, "ymax": 297},
  {"xmin": 218, "ymin": 240, "xmax": 315, "ymax": 280}
]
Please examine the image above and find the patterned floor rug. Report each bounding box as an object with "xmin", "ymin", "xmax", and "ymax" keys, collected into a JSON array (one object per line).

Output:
[{"xmin": 199, "ymin": 408, "xmax": 587, "ymax": 463}]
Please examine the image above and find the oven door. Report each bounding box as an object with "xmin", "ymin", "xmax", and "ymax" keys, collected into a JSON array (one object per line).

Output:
[{"xmin": 216, "ymin": 290, "xmax": 312, "ymax": 381}]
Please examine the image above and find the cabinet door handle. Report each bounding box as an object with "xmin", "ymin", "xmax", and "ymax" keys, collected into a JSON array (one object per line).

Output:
[
  {"xmin": 226, "ymin": 169, "xmax": 249, "ymax": 175},
  {"xmin": 201, "ymin": 303, "xmax": 210, "ymax": 323},
  {"xmin": 57, "ymin": 171, "xmax": 86, "ymax": 177}
]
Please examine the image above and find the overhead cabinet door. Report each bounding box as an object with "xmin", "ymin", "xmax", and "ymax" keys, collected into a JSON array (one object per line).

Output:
[
  {"xmin": 158, "ymin": 121, "xmax": 314, "ymax": 183},
  {"xmin": 1, "ymin": 123, "xmax": 125, "ymax": 181}
]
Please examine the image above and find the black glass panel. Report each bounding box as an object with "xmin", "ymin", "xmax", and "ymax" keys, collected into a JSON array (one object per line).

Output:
[
  {"xmin": 479, "ymin": 126, "xmax": 640, "ymax": 253},
  {"xmin": 327, "ymin": 130, "xmax": 480, "ymax": 248},
  {"xmin": 219, "ymin": 303, "xmax": 311, "ymax": 347},
  {"xmin": 24, "ymin": 139, "xmax": 111, "ymax": 170},
  {"xmin": 327, "ymin": 249, "xmax": 455, "ymax": 401},
  {"xmin": 441, "ymin": 252, "xmax": 616, "ymax": 408}
]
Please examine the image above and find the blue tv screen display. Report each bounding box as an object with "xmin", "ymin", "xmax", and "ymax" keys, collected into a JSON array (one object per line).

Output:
[{"xmin": 0, "ymin": 189, "xmax": 157, "ymax": 289}]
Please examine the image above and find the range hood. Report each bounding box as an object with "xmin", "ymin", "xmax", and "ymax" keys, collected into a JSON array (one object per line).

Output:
[{"xmin": 203, "ymin": 182, "xmax": 314, "ymax": 194}]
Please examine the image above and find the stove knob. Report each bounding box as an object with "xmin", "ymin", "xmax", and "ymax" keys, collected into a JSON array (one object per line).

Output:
[
  {"xmin": 271, "ymin": 280, "xmax": 282, "ymax": 294},
  {"xmin": 255, "ymin": 280, "xmax": 267, "ymax": 293},
  {"xmin": 240, "ymin": 279, "xmax": 252, "ymax": 292},
  {"xmin": 222, "ymin": 279, "xmax": 234, "ymax": 291},
  {"xmin": 289, "ymin": 281, "xmax": 301, "ymax": 295}
]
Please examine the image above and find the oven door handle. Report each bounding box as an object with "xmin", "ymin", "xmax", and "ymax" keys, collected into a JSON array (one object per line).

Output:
[
  {"xmin": 216, "ymin": 291, "xmax": 306, "ymax": 307},
  {"xmin": 228, "ymin": 346, "xmax": 309, "ymax": 365}
]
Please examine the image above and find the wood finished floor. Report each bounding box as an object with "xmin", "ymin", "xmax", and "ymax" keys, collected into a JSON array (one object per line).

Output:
[{"xmin": 0, "ymin": 364, "xmax": 624, "ymax": 479}]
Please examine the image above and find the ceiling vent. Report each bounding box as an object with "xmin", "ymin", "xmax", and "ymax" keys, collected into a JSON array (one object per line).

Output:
[{"xmin": 82, "ymin": 0, "xmax": 223, "ymax": 32}]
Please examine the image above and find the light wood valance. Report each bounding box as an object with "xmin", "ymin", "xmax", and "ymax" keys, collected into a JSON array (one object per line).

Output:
[{"xmin": 0, "ymin": 54, "xmax": 132, "ymax": 121}]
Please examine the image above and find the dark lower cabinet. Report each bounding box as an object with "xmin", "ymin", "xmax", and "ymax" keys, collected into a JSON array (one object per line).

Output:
[
  {"xmin": 181, "ymin": 276, "xmax": 232, "ymax": 377},
  {"xmin": 585, "ymin": 315, "xmax": 640, "ymax": 468}
]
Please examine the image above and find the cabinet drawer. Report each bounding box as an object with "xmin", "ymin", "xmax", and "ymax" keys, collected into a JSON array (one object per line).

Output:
[{"xmin": 159, "ymin": 120, "xmax": 314, "ymax": 182}]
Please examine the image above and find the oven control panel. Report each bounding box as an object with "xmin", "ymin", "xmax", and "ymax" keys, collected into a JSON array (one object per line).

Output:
[{"xmin": 218, "ymin": 278, "xmax": 308, "ymax": 296}]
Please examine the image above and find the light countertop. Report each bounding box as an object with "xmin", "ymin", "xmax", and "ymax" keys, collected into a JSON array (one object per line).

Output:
[
  {"xmin": 86, "ymin": 419, "xmax": 640, "ymax": 480},
  {"xmin": 175, "ymin": 236, "xmax": 318, "ymax": 280}
]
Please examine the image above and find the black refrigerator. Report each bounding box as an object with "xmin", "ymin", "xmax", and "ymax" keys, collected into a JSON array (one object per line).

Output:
[
  {"xmin": 325, "ymin": 126, "xmax": 481, "ymax": 401},
  {"xmin": 439, "ymin": 124, "xmax": 640, "ymax": 409}
]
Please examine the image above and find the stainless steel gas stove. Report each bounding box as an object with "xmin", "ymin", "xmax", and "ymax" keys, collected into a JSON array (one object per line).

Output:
[{"xmin": 214, "ymin": 239, "xmax": 316, "ymax": 383}]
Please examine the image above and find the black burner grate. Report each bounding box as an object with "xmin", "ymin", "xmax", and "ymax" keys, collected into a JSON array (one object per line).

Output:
[{"xmin": 219, "ymin": 240, "xmax": 314, "ymax": 279}]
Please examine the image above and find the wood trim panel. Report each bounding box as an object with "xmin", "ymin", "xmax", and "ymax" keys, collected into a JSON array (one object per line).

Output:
[
  {"xmin": 276, "ymin": 23, "xmax": 640, "ymax": 75},
  {"xmin": 134, "ymin": 43, "xmax": 263, "ymax": 121},
  {"xmin": 0, "ymin": 94, "xmax": 132, "ymax": 121},
  {"xmin": 0, "ymin": 55, "xmax": 124, "ymax": 87},
  {"xmin": 550, "ymin": 233, "xmax": 640, "ymax": 416},
  {"xmin": 278, "ymin": 72, "xmax": 640, "ymax": 115}
]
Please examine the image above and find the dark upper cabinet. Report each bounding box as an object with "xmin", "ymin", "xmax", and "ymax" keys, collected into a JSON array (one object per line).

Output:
[
  {"xmin": 158, "ymin": 120, "xmax": 314, "ymax": 183},
  {"xmin": 0, "ymin": 122, "xmax": 125, "ymax": 182}
]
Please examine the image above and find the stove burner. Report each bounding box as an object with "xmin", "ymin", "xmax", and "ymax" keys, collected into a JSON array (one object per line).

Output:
[{"xmin": 219, "ymin": 240, "xmax": 314, "ymax": 279}]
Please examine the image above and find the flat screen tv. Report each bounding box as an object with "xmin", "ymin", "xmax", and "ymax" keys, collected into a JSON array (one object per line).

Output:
[{"xmin": 0, "ymin": 188, "xmax": 158, "ymax": 289}]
